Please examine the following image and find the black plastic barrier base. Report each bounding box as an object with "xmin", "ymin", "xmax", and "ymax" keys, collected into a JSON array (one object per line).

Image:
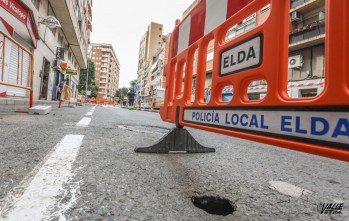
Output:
[{"xmin": 134, "ymin": 127, "xmax": 215, "ymax": 153}]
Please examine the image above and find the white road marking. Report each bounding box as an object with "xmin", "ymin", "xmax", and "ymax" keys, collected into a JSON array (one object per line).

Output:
[
  {"xmin": 86, "ymin": 112, "xmax": 93, "ymax": 116},
  {"xmin": 269, "ymin": 181, "xmax": 313, "ymax": 197},
  {"xmin": 2, "ymin": 135, "xmax": 84, "ymax": 221},
  {"xmin": 76, "ymin": 117, "xmax": 91, "ymax": 127}
]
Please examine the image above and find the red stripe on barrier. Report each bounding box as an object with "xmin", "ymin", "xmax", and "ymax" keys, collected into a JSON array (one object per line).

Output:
[
  {"xmin": 226, "ymin": 0, "xmax": 253, "ymax": 19},
  {"xmin": 171, "ymin": 26, "xmax": 179, "ymax": 57},
  {"xmin": 189, "ymin": 0, "xmax": 206, "ymax": 46}
]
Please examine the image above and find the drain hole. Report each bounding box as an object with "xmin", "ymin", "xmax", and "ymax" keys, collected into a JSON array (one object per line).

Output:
[{"xmin": 191, "ymin": 196, "xmax": 234, "ymax": 216}]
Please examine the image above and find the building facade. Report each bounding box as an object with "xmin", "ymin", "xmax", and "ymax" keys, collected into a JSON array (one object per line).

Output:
[
  {"xmin": 150, "ymin": 34, "xmax": 169, "ymax": 92},
  {"xmin": 0, "ymin": 0, "xmax": 39, "ymax": 98},
  {"xmin": 136, "ymin": 22, "xmax": 163, "ymax": 96},
  {"xmin": 90, "ymin": 43, "xmax": 120, "ymax": 100},
  {"xmin": 0, "ymin": 0, "xmax": 92, "ymax": 102}
]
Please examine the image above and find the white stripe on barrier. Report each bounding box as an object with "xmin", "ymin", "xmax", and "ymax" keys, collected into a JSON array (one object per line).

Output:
[
  {"xmin": 205, "ymin": 0, "xmax": 228, "ymax": 35},
  {"xmin": 178, "ymin": 16, "xmax": 191, "ymax": 54}
]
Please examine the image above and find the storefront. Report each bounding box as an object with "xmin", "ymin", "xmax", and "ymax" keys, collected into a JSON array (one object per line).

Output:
[{"xmin": 0, "ymin": 0, "xmax": 39, "ymax": 97}]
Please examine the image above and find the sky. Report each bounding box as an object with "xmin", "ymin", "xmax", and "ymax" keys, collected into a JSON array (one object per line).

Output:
[{"xmin": 91, "ymin": 0, "xmax": 195, "ymax": 88}]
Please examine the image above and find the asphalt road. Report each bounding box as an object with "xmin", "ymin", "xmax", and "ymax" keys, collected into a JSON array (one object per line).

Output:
[{"xmin": 0, "ymin": 104, "xmax": 348, "ymax": 220}]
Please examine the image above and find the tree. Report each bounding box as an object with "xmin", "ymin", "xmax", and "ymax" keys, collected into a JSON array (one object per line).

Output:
[
  {"xmin": 115, "ymin": 87, "xmax": 129, "ymax": 99},
  {"xmin": 79, "ymin": 59, "xmax": 98, "ymax": 98},
  {"xmin": 129, "ymin": 79, "xmax": 138, "ymax": 91}
]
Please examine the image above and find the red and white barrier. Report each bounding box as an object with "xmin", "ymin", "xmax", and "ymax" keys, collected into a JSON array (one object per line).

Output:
[{"xmin": 173, "ymin": 0, "xmax": 253, "ymax": 56}]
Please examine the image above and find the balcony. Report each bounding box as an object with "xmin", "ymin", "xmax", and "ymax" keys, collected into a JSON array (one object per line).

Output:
[
  {"xmin": 289, "ymin": 20, "xmax": 325, "ymax": 51},
  {"xmin": 48, "ymin": 0, "xmax": 87, "ymax": 68},
  {"xmin": 290, "ymin": 0, "xmax": 325, "ymax": 14}
]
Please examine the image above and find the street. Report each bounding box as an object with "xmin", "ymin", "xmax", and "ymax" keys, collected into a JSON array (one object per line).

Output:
[{"xmin": 0, "ymin": 105, "xmax": 348, "ymax": 221}]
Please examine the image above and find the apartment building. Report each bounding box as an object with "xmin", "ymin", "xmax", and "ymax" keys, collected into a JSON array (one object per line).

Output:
[
  {"xmin": 0, "ymin": 0, "xmax": 92, "ymax": 102},
  {"xmin": 91, "ymin": 43, "xmax": 120, "ymax": 100},
  {"xmin": 136, "ymin": 22, "xmax": 163, "ymax": 96},
  {"xmin": 150, "ymin": 34, "xmax": 170, "ymax": 92},
  {"xmin": 288, "ymin": 0, "xmax": 325, "ymax": 98}
]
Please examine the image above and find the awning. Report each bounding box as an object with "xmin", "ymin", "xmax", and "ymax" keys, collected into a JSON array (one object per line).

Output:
[{"xmin": 0, "ymin": 0, "xmax": 39, "ymax": 48}]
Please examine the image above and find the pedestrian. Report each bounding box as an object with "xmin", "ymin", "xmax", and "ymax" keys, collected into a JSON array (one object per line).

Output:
[
  {"xmin": 137, "ymin": 91, "xmax": 142, "ymax": 108},
  {"xmin": 56, "ymin": 79, "xmax": 66, "ymax": 100},
  {"xmin": 127, "ymin": 89, "xmax": 135, "ymax": 110}
]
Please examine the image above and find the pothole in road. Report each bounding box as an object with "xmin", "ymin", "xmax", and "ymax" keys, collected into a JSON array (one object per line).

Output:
[
  {"xmin": 191, "ymin": 196, "xmax": 235, "ymax": 216},
  {"xmin": 117, "ymin": 125, "xmax": 170, "ymax": 134}
]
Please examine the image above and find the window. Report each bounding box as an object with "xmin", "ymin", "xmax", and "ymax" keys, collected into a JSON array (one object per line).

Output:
[
  {"xmin": 300, "ymin": 88, "xmax": 317, "ymax": 97},
  {"xmin": 75, "ymin": 0, "xmax": 80, "ymax": 18},
  {"xmin": 248, "ymin": 93, "xmax": 261, "ymax": 100},
  {"xmin": 58, "ymin": 33, "xmax": 63, "ymax": 45}
]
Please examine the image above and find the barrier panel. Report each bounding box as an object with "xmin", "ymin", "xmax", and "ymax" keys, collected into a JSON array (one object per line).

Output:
[
  {"xmin": 158, "ymin": 0, "xmax": 349, "ymax": 161},
  {"xmin": 0, "ymin": 30, "xmax": 34, "ymax": 107},
  {"xmin": 86, "ymin": 99, "xmax": 114, "ymax": 105}
]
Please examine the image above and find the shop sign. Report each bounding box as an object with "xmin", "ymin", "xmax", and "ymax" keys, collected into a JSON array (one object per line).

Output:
[
  {"xmin": 44, "ymin": 16, "xmax": 61, "ymax": 29},
  {"xmin": 66, "ymin": 69, "xmax": 77, "ymax": 75},
  {"xmin": 0, "ymin": 0, "xmax": 38, "ymax": 48},
  {"xmin": 0, "ymin": 0, "xmax": 28, "ymax": 24},
  {"xmin": 26, "ymin": 16, "xmax": 36, "ymax": 48}
]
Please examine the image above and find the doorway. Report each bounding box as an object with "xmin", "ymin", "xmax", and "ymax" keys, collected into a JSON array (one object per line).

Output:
[
  {"xmin": 39, "ymin": 58, "xmax": 50, "ymax": 100},
  {"xmin": 52, "ymin": 70, "xmax": 64, "ymax": 100}
]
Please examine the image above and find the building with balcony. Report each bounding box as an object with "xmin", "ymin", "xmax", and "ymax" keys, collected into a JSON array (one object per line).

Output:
[
  {"xmin": 288, "ymin": 0, "xmax": 325, "ymax": 91},
  {"xmin": 30, "ymin": 0, "xmax": 92, "ymax": 101},
  {"xmin": 150, "ymin": 34, "xmax": 170, "ymax": 92},
  {"xmin": 136, "ymin": 22, "xmax": 163, "ymax": 95},
  {"xmin": 91, "ymin": 43, "xmax": 120, "ymax": 100}
]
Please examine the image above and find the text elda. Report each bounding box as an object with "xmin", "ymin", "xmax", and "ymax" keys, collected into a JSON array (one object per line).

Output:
[
  {"xmin": 220, "ymin": 34, "xmax": 262, "ymax": 75},
  {"xmin": 184, "ymin": 109, "xmax": 349, "ymax": 147}
]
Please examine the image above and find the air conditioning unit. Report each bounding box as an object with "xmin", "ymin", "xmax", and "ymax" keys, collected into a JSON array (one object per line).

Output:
[
  {"xmin": 288, "ymin": 55, "xmax": 303, "ymax": 69},
  {"xmin": 290, "ymin": 11, "xmax": 302, "ymax": 22}
]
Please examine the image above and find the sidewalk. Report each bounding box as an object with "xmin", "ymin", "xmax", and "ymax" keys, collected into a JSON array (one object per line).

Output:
[{"xmin": 0, "ymin": 97, "xmax": 74, "ymax": 112}]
